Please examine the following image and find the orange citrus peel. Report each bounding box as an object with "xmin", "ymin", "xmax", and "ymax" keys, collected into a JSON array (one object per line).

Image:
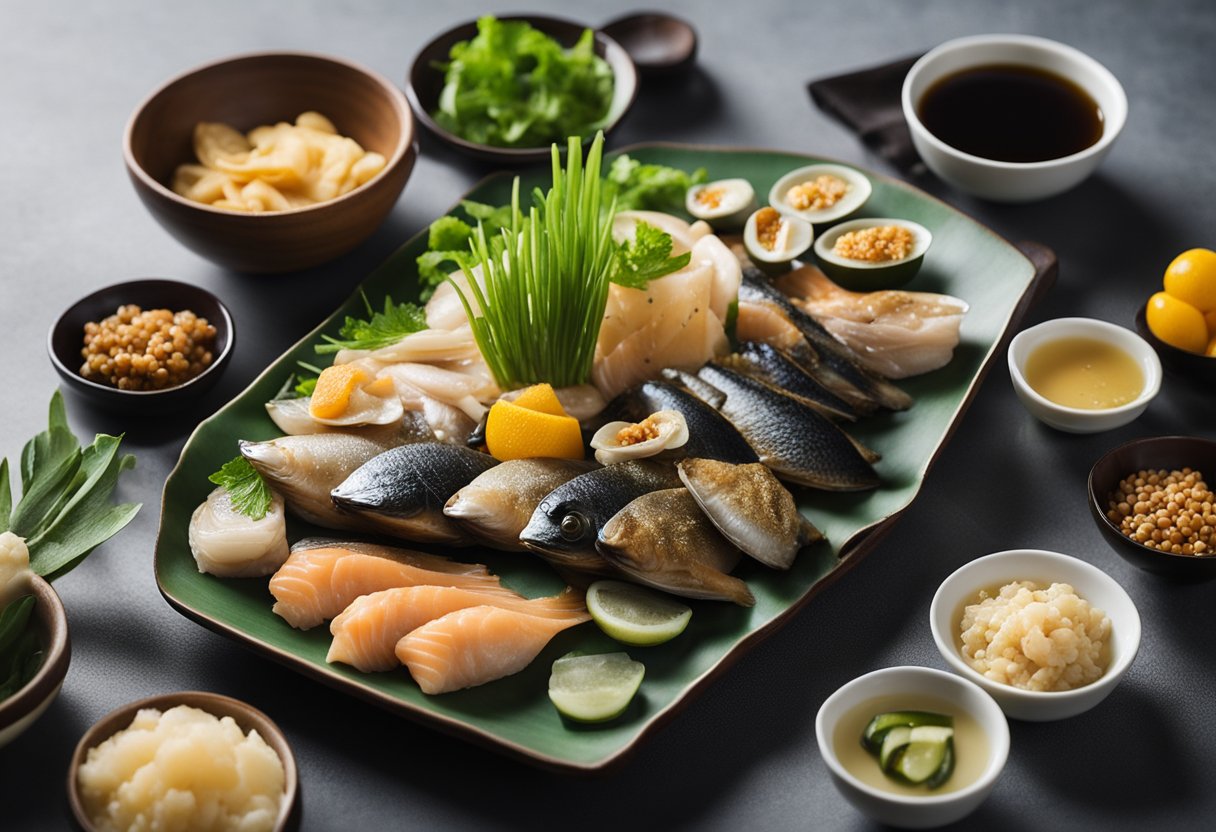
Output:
[{"xmin": 486, "ymin": 385, "xmax": 584, "ymax": 461}]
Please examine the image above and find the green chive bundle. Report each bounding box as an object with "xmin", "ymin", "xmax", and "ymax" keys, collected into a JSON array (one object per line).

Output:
[{"xmin": 448, "ymin": 132, "xmax": 619, "ymax": 390}]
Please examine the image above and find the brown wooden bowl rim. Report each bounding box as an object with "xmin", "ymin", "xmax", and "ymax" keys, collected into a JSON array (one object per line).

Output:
[
  {"xmin": 46, "ymin": 278, "xmax": 235, "ymax": 399},
  {"xmin": 123, "ymin": 50, "xmax": 414, "ymax": 218},
  {"xmin": 405, "ymin": 14, "xmax": 640, "ymax": 161},
  {"xmin": 66, "ymin": 690, "xmax": 299, "ymax": 831},
  {"xmin": 1087, "ymin": 434, "xmax": 1216, "ymax": 564},
  {"xmin": 0, "ymin": 574, "xmax": 70, "ymax": 730}
]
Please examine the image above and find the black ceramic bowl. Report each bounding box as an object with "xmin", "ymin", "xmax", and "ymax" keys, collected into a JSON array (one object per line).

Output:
[
  {"xmin": 406, "ymin": 15, "xmax": 639, "ymax": 163},
  {"xmin": 601, "ymin": 12, "xmax": 698, "ymax": 76},
  {"xmin": 48, "ymin": 279, "xmax": 234, "ymax": 413},
  {"xmin": 1134, "ymin": 305, "xmax": 1216, "ymax": 384},
  {"xmin": 1088, "ymin": 435, "xmax": 1216, "ymax": 581}
]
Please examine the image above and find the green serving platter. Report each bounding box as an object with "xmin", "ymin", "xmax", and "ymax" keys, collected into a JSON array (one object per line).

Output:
[{"xmin": 155, "ymin": 144, "xmax": 1053, "ymax": 773}]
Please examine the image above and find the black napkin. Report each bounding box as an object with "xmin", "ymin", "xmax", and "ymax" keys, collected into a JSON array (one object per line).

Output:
[{"xmin": 808, "ymin": 55, "xmax": 925, "ymax": 174}]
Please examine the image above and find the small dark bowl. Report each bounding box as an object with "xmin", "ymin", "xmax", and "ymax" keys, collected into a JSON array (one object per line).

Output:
[
  {"xmin": 125, "ymin": 51, "xmax": 416, "ymax": 273},
  {"xmin": 1088, "ymin": 435, "xmax": 1216, "ymax": 581},
  {"xmin": 68, "ymin": 691, "xmax": 299, "ymax": 831},
  {"xmin": 601, "ymin": 12, "xmax": 698, "ymax": 76},
  {"xmin": 48, "ymin": 279, "xmax": 234, "ymax": 413},
  {"xmin": 1134, "ymin": 305, "xmax": 1216, "ymax": 385},
  {"xmin": 407, "ymin": 15, "xmax": 639, "ymax": 163},
  {"xmin": 0, "ymin": 575, "xmax": 71, "ymax": 748}
]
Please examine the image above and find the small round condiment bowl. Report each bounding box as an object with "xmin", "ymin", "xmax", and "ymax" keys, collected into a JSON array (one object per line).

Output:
[
  {"xmin": 600, "ymin": 12, "xmax": 698, "ymax": 77},
  {"xmin": 125, "ymin": 51, "xmax": 416, "ymax": 273},
  {"xmin": 769, "ymin": 164, "xmax": 872, "ymax": 226},
  {"xmin": 1007, "ymin": 317, "xmax": 1161, "ymax": 433},
  {"xmin": 902, "ymin": 34, "xmax": 1127, "ymax": 202},
  {"xmin": 67, "ymin": 691, "xmax": 299, "ymax": 831},
  {"xmin": 407, "ymin": 16, "xmax": 639, "ymax": 164},
  {"xmin": 815, "ymin": 666, "xmax": 1009, "ymax": 830},
  {"xmin": 48, "ymin": 279, "xmax": 234, "ymax": 413},
  {"xmin": 0, "ymin": 574, "xmax": 71, "ymax": 749},
  {"xmin": 812, "ymin": 218, "xmax": 931, "ymax": 290},
  {"xmin": 1133, "ymin": 305, "xmax": 1216, "ymax": 384},
  {"xmin": 1087, "ymin": 435, "xmax": 1216, "ymax": 581},
  {"xmin": 930, "ymin": 549, "xmax": 1141, "ymax": 721}
]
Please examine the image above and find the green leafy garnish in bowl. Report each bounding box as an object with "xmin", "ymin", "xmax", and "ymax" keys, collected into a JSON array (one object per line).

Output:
[{"xmin": 433, "ymin": 16, "xmax": 614, "ymax": 148}]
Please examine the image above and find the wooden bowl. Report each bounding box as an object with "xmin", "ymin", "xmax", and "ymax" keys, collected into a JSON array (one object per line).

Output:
[
  {"xmin": 1088, "ymin": 435, "xmax": 1216, "ymax": 581},
  {"xmin": 125, "ymin": 51, "xmax": 416, "ymax": 273},
  {"xmin": 406, "ymin": 16, "xmax": 638, "ymax": 163},
  {"xmin": 48, "ymin": 279, "xmax": 234, "ymax": 413},
  {"xmin": 0, "ymin": 575, "xmax": 71, "ymax": 748},
  {"xmin": 68, "ymin": 691, "xmax": 299, "ymax": 831}
]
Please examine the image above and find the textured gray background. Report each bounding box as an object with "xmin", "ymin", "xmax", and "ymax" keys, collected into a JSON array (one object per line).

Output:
[{"xmin": 2, "ymin": 0, "xmax": 1214, "ymax": 829}]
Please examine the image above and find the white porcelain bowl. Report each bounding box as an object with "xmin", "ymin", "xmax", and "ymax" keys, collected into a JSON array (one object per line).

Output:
[
  {"xmin": 902, "ymin": 34, "xmax": 1127, "ymax": 202},
  {"xmin": 816, "ymin": 666, "xmax": 1010, "ymax": 829},
  {"xmin": 1007, "ymin": 317, "xmax": 1161, "ymax": 433},
  {"xmin": 930, "ymin": 549, "xmax": 1141, "ymax": 721}
]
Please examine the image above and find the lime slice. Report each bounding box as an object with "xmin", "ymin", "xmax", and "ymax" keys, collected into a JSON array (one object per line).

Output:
[
  {"xmin": 548, "ymin": 652, "xmax": 645, "ymax": 723},
  {"xmin": 586, "ymin": 580, "xmax": 693, "ymax": 646}
]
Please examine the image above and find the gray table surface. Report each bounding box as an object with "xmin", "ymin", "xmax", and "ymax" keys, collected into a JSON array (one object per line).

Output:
[{"xmin": 3, "ymin": 0, "xmax": 1214, "ymax": 828}]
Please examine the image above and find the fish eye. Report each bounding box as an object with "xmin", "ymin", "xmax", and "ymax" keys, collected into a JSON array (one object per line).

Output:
[{"xmin": 559, "ymin": 513, "xmax": 587, "ymax": 541}]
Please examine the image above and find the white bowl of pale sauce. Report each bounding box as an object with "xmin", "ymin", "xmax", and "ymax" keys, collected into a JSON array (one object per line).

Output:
[{"xmin": 1007, "ymin": 317, "xmax": 1162, "ymax": 433}]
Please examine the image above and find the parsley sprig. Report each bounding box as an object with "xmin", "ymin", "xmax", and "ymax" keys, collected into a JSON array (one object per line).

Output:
[
  {"xmin": 315, "ymin": 293, "xmax": 428, "ymax": 354},
  {"xmin": 207, "ymin": 457, "xmax": 272, "ymax": 521}
]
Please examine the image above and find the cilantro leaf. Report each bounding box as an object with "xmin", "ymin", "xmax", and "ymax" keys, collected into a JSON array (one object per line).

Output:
[
  {"xmin": 428, "ymin": 215, "xmax": 474, "ymax": 252},
  {"xmin": 316, "ymin": 293, "xmax": 428, "ymax": 354},
  {"xmin": 208, "ymin": 457, "xmax": 272, "ymax": 521},
  {"xmin": 603, "ymin": 155, "xmax": 708, "ymax": 214},
  {"xmin": 460, "ymin": 200, "xmax": 514, "ymax": 229},
  {"xmin": 294, "ymin": 376, "xmax": 317, "ymax": 397},
  {"xmin": 612, "ymin": 222, "xmax": 691, "ymax": 288}
]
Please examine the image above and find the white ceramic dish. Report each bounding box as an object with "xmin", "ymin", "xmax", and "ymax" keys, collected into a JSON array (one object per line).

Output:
[
  {"xmin": 1007, "ymin": 317, "xmax": 1161, "ymax": 433},
  {"xmin": 816, "ymin": 666, "xmax": 1009, "ymax": 829},
  {"xmin": 929, "ymin": 548, "xmax": 1141, "ymax": 721},
  {"xmin": 902, "ymin": 34, "xmax": 1127, "ymax": 202},
  {"xmin": 768, "ymin": 163, "xmax": 871, "ymax": 224}
]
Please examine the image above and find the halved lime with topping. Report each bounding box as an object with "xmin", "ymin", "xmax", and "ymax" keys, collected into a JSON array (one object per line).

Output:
[
  {"xmin": 586, "ymin": 580, "xmax": 693, "ymax": 647},
  {"xmin": 548, "ymin": 652, "xmax": 645, "ymax": 723}
]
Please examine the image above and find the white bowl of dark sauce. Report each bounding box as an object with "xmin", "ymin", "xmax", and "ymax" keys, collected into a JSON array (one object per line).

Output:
[{"xmin": 902, "ymin": 34, "xmax": 1127, "ymax": 202}]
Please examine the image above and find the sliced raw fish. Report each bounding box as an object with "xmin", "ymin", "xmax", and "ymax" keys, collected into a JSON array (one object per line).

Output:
[
  {"xmin": 188, "ymin": 487, "xmax": 289, "ymax": 578},
  {"xmin": 267, "ymin": 539, "xmax": 496, "ymax": 629},
  {"xmin": 328, "ymin": 586, "xmax": 584, "ymax": 672},
  {"xmin": 396, "ymin": 604, "xmax": 590, "ymax": 694}
]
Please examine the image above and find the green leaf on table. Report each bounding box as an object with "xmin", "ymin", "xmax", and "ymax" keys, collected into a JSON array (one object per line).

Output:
[
  {"xmin": 207, "ymin": 456, "xmax": 271, "ymax": 522},
  {"xmin": 8, "ymin": 452, "xmax": 82, "ymax": 541},
  {"xmin": 19, "ymin": 391, "xmax": 79, "ymax": 497},
  {"xmin": 612, "ymin": 221, "xmax": 691, "ymax": 289},
  {"xmin": 315, "ymin": 293, "xmax": 428, "ymax": 354},
  {"xmin": 0, "ymin": 459, "xmax": 11, "ymax": 532}
]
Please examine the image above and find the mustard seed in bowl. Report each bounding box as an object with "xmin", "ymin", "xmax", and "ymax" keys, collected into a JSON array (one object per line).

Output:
[
  {"xmin": 1106, "ymin": 467, "xmax": 1214, "ymax": 556},
  {"xmin": 81, "ymin": 304, "xmax": 216, "ymax": 390}
]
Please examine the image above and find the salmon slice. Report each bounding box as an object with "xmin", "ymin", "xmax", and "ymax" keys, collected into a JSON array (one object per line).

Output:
[
  {"xmin": 268, "ymin": 544, "xmax": 490, "ymax": 630},
  {"xmin": 327, "ymin": 586, "xmax": 586, "ymax": 672},
  {"xmin": 396, "ymin": 605, "xmax": 591, "ymax": 694},
  {"xmin": 327, "ymin": 554, "xmax": 510, "ymax": 624}
]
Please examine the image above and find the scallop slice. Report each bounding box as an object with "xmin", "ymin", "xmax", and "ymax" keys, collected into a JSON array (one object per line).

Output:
[
  {"xmin": 188, "ymin": 487, "xmax": 289, "ymax": 578},
  {"xmin": 677, "ymin": 457, "xmax": 822, "ymax": 570},
  {"xmin": 591, "ymin": 411, "xmax": 689, "ymax": 465},
  {"xmin": 769, "ymin": 164, "xmax": 872, "ymax": 224},
  {"xmin": 686, "ymin": 179, "xmax": 757, "ymax": 228},
  {"xmin": 743, "ymin": 207, "xmax": 813, "ymax": 272}
]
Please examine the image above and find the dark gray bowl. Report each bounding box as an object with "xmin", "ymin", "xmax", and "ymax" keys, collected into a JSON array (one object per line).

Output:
[
  {"xmin": 406, "ymin": 15, "xmax": 639, "ymax": 163},
  {"xmin": 48, "ymin": 279, "xmax": 234, "ymax": 413},
  {"xmin": 1088, "ymin": 435, "xmax": 1216, "ymax": 582}
]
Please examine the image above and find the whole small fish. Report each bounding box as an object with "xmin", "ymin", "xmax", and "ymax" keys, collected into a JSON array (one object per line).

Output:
[
  {"xmin": 697, "ymin": 363, "xmax": 880, "ymax": 491},
  {"xmin": 738, "ymin": 273, "xmax": 913, "ymax": 412},
  {"xmin": 241, "ymin": 433, "xmax": 395, "ymax": 531},
  {"xmin": 443, "ymin": 458, "xmax": 595, "ymax": 551},
  {"xmin": 600, "ymin": 381, "xmax": 758, "ymax": 465},
  {"xmin": 518, "ymin": 460, "xmax": 682, "ymax": 575},
  {"xmin": 596, "ymin": 487, "xmax": 755, "ymax": 606},
  {"xmin": 331, "ymin": 442, "xmax": 498, "ymax": 545},
  {"xmin": 726, "ymin": 341, "xmax": 858, "ymax": 421},
  {"xmin": 678, "ymin": 458, "xmax": 823, "ymax": 570}
]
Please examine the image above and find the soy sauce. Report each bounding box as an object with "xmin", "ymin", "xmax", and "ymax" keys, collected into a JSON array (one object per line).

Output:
[{"xmin": 918, "ymin": 64, "xmax": 1104, "ymax": 163}]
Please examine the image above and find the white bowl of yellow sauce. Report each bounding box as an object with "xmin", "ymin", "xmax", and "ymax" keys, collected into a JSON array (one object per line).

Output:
[{"xmin": 1007, "ymin": 317, "xmax": 1161, "ymax": 433}]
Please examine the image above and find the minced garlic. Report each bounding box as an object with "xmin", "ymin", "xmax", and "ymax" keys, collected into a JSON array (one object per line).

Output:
[{"xmin": 833, "ymin": 225, "xmax": 915, "ymax": 262}]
